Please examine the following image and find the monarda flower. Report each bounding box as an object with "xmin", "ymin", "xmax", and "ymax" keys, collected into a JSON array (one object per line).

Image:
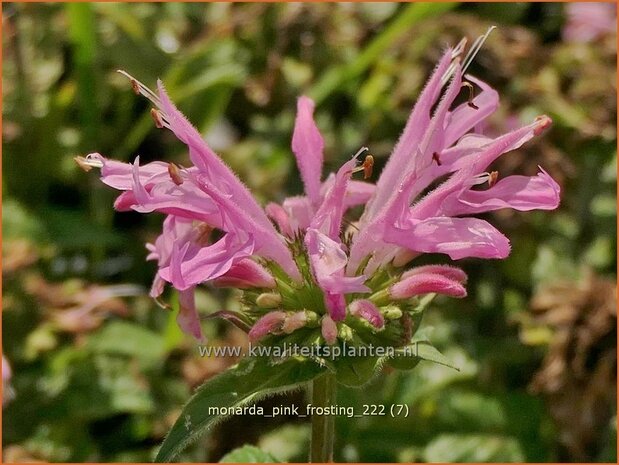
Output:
[{"xmin": 77, "ymin": 42, "xmax": 559, "ymax": 379}]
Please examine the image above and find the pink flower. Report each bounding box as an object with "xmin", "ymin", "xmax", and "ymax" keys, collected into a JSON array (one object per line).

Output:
[{"xmin": 79, "ymin": 37, "xmax": 559, "ymax": 345}]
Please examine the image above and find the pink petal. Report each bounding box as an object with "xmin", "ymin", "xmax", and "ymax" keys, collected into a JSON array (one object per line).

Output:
[
  {"xmin": 159, "ymin": 233, "xmax": 254, "ymax": 290},
  {"xmin": 305, "ymin": 229, "xmax": 368, "ymax": 295},
  {"xmin": 311, "ymin": 157, "xmax": 357, "ymax": 238},
  {"xmin": 177, "ymin": 288, "xmax": 206, "ymax": 342},
  {"xmin": 156, "ymin": 82, "xmax": 278, "ymax": 232},
  {"xmin": 451, "ymin": 118, "xmax": 548, "ymax": 173},
  {"xmin": 447, "ymin": 167, "xmax": 561, "ymax": 215},
  {"xmin": 345, "ymin": 180, "xmax": 375, "ymax": 207},
  {"xmin": 90, "ymin": 153, "xmax": 170, "ymax": 191},
  {"xmin": 282, "ymin": 196, "xmax": 315, "ymax": 232},
  {"xmin": 366, "ymin": 48, "xmax": 454, "ymax": 219},
  {"xmin": 291, "ymin": 96, "xmax": 324, "ymax": 205},
  {"xmin": 401, "ymin": 264, "xmax": 467, "ymax": 284},
  {"xmin": 385, "ymin": 216, "xmax": 511, "ymax": 260},
  {"xmin": 190, "ymin": 173, "xmax": 301, "ymax": 281},
  {"xmin": 212, "ymin": 259, "xmax": 276, "ymax": 289}
]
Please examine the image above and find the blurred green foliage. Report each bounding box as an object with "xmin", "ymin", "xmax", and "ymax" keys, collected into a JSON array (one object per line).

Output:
[{"xmin": 2, "ymin": 2, "xmax": 616, "ymax": 463}]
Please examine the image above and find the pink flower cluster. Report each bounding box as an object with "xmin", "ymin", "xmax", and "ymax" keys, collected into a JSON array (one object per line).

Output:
[{"xmin": 79, "ymin": 44, "xmax": 559, "ymax": 345}]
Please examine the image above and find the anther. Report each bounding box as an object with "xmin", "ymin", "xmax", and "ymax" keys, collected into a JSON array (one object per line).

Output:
[
  {"xmin": 351, "ymin": 148, "xmax": 374, "ymax": 179},
  {"xmin": 117, "ymin": 70, "xmax": 161, "ymax": 106},
  {"xmin": 488, "ymin": 171, "xmax": 499, "ymax": 187},
  {"xmin": 167, "ymin": 163, "xmax": 184, "ymax": 186},
  {"xmin": 432, "ymin": 152, "xmax": 442, "ymax": 166},
  {"xmin": 362, "ymin": 155, "xmax": 374, "ymax": 179},
  {"xmin": 130, "ymin": 79, "xmax": 140, "ymax": 95},
  {"xmin": 462, "ymin": 82, "xmax": 479, "ymax": 110},
  {"xmin": 151, "ymin": 108, "xmax": 164, "ymax": 129}
]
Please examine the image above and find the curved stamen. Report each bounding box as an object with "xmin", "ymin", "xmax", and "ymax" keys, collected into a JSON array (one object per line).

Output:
[{"xmin": 461, "ymin": 81, "xmax": 479, "ymax": 109}]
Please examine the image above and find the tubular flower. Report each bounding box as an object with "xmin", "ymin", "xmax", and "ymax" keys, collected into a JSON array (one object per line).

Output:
[{"xmin": 77, "ymin": 37, "xmax": 559, "ymax": 360}]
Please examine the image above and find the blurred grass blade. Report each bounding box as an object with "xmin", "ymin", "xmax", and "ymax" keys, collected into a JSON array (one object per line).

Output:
[
  {"xmin": 67, "ymin": 3, "xmax": 112, "ymax": 264},
  {"xmin": 309, "ymin": 2, "xmax": 458, "ymax": 104},
  {"xmin": 155, "ymin": 357, "xmax": 325, "ymax": 462},
  {"xmin": 67, "ymin": 2, "xmax": 98, "ymax": 143}
]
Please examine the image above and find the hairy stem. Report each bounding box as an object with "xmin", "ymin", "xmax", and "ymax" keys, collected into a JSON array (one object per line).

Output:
[{"xmin": 310, "ymin": 372, "xmax": 337, "ymax": 462}]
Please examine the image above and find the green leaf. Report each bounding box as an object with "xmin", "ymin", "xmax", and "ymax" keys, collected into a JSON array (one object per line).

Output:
[
  {"xmin": 389, "ymin": 340, "xmax": 459, "ymax": 371},
  {"xmin": 155, "ymin": 357, "xmax": 325, "ymax": 462},
  {"xmin": 219, "ymin": 445, "xmax": 280, "ymax": 463}
]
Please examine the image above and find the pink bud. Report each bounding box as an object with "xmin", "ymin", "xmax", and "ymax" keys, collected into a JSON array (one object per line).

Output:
[
  {"xmin": 248, "ymin": 311, "xmax": 287, "ymax": 343},
  {"xmin": 282, "ymin": 311, "xmax": 308, "ymax": 334},
  {"xmin": 213, "ymin": 259, "xmax": 276, "ymax": 289},
  {"xmin": 401, "ymin": 264, "xmax": 467, "ymax": 284},
  {"xmin": 390, "ymin": 272, "xmax": 467, "ymax": 300},
  {"xmin": 349, "ymin": 299, "xmax": 384, "ymax": 329},
  {"xmin": 321, "ymin": 315, "xmax": 338, "ymax": 345}
]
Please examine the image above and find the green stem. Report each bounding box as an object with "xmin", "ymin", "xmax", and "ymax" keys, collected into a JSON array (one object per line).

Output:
[{"xmin": 310, "ymin": 373, "xmax": 337, "ymax": 462}]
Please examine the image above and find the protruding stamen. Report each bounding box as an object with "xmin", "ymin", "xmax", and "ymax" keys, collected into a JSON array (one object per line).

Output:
[
  {"xmin": 117, "ymin": 70, "xmax": 161, "ymax": 106},
  {"xmin": 488, "ymin": 170, "xmax": 499, "ymax": 187},
  {"xmin": 151, "ymin": 108, "xmax": 164, "ymax": 129},
  {"xmin": 432, "ymin": 152, "xmax": 442, "ymax": 166},
  {"xmin": 353, "ymin": 146, "xmax": 369, "ymax": 159},
  {"xmin": 441, "ymin": 57, "xmax": 461, "ymax": 86},
  {"xmin": 168, "ymin": 163, "xmax": 184, "ymax": 185},
  {"xmin": 461, "ymin": 25, "xmax": 497, "ymax": 75},
  {"xmin": 74, "ymin": 153, "xmax": 104, "ymax": 171},
  {"xmin": 462, "ymin": 82, "xmax": 479, "ymax": 110},
  {"xmin": 452, "ymin": 37, "xmax": 468, "ymax": 59}
]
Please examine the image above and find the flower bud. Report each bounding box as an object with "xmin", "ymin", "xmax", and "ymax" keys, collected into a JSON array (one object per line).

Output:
[
  {"xmin": 248, "ymin": 311, "xmax": 287, "ymax": 342},
  {"xmin": 321, "ymin": 315, "xmax": 338, "ymax": 345},
  {"xmin": 281, "ymin": 311, "xmax": 308, "ymax": 334},
  {"xmin": 390, "ymin": 272, "xmax": 466, "ymax": 300},
  {"xmin": 349, "ymin": 299, "xmax": 385, "ymax": 329},
  {"xmin": 382, "ymin": 306, "xmax": 403, "ymax": 320},
  {"xmin": 213, "ymin": 259, "xmax": 276, "ymax": 289},
  {"xmin": 338, "ymin": 324, "xmax": 354, "ymax": 341},
  {"xmin": 256, "ymin": 292, "xmax": 282, "ymax": 309}
]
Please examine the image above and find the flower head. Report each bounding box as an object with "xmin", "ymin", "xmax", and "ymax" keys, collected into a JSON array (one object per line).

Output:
[{"xmin": 78, "ymin": 36, "xmax": 560, "ymax": 366}]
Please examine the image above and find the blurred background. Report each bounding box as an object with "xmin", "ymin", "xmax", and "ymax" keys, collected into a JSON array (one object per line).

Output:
[{"xmin": 2, "ymin": 2, "xmax": 616, "ymax": 462}]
